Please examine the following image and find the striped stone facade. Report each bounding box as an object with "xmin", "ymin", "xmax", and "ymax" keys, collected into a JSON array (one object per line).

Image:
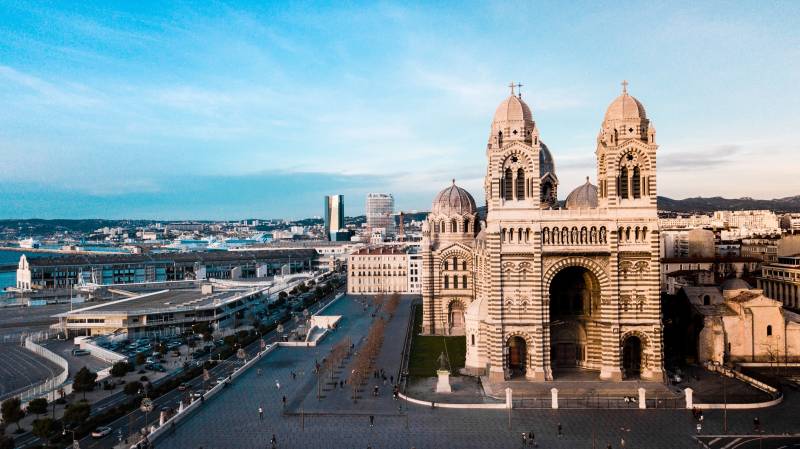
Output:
[{"xmin": 421, "ymin": 83, "xmax": 664, "ymax": 382}]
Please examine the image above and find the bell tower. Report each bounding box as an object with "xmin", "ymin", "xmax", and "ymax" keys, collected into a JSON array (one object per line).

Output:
[{"xmin": 596, "ymin": 81, "xmax": 658, "ymax": 210}]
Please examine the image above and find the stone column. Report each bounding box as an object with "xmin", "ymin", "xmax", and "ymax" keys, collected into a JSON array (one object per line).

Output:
[
  {"xmin": 638, "ymin": 387, "xmax": 646, "ymax": 409},
  {"xmin": 684, "ymin": 387, "xmax": 694, "ymax": 409},
  {"xmin": 550, "ymin": 387, "xmax": 559, "ymax": 409},
  {"xmin": 505, "ymin": 387, "xmax": 513, "ymax": 409}
]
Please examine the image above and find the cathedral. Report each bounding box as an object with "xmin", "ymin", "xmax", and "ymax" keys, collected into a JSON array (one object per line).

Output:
[{"xmin": 420, "ymin": 82, "xmax": 662, "ymax": 382}]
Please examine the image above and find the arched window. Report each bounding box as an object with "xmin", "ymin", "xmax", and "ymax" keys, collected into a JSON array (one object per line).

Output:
[
  {"xmin": 433, "ymin": 221, "xmax": 439, "ymax": 233},
  {"xmin": 767, "ymin": 325, "xmax": 773, "ymax": 336},
  {"xmin": 497, "ymin": 131, "xmax": 503, "ymax": 147},
  {"xmin": 471, "ymin": 334, "xmax": 475, "ymax": 346},
  {"xmin": 504, "ymin": 168, "xmax": 513, "ymax": 199},
  {"xmin": 620, "ymin": 167, "xmax": 629, "ymax": 199},
  {"xmin": 444, "ymin": 276, "xmax": 449, "ymax": 289},
  {"xmin": 451, "ymin": 219, "xmax": 458, "ymax": 233},
  {"xmin": 453, "ymin": 275, "xmax": 459, "ymax": 289},
  {"xmin": 462, "ymin": 261, "xmax": 467, "ymax": 271},
  {"xmin": 443, "ymin": 261, "xmax": 448, "ymax": 271},
  {"xmin": 632, "ymin": 166, "xmax": 641, "ymax": 198},
  {"xmin": 516, "ymin": 168, "xmax": 525, "ymax": 200},
  {"xmin": 703, "ymin": 295, "xmax": 710, "ymax": 305},
  {"xmin": 463, "ymin": 275, "xmax": 468, "ymax": 288}
]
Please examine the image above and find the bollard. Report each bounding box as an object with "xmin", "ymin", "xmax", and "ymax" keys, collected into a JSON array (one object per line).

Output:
[
  {"xmin": 506, "ymin": 387, "xmax": 513, "ymax": 409},
  {"xmin": 551, "ymin": 387, "xmax": 559, "ymax": 409},
  {"xmin": 638, "ymin": 387, "xmax": 646, "ymax": 409},
  {"xmin": 684, "ymin": 387, "xmax": 694, "ymax": 409}
]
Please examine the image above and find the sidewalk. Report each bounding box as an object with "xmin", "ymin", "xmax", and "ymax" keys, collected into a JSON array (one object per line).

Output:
[{"xmin": 290, "ymin": 295, "xmax": 415, "ymax": 414}]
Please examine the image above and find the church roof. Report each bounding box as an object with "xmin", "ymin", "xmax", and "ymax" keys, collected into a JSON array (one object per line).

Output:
[
  {"xmin": 604, "ymin": 82, "xmax": 647, "ymax": 122},
  {"xmin": 431, "ymin": 180, "xmax": 477, "ymax": 217},
  {"xmin": 539, "ymin": 142, "xmax": 555, "ymax": 176},
  {"xmin": 565, "ymin": 177, "xmax": 598, "ymax": 209},
  {"xmin": 493, "ymin": 94, "xmax": 532, "ymax": 123}
]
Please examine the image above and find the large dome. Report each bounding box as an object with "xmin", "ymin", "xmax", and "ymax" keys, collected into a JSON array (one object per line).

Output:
[
  {"xmin": 539, "ymin": 142, "xmax": 555, "ymax": 176},
  {"xmin": 604, "ymin": 82, "xmax": 647, "ymax": 122},
  {"xmin": 565, "ymin": 177, "xmax": 598, "ymax": 209},
  {"xmin": 493, "ymin": 94, "xmax": 533, "ymax": 123},
  {"xmin": 431, "ymin": 180, "xmax": 477, "ymax": 217}
]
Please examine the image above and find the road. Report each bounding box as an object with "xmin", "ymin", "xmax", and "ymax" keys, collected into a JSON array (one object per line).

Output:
[{"xmin": 73, "ymin": 287, "xmax": 344, "ymax": 449}]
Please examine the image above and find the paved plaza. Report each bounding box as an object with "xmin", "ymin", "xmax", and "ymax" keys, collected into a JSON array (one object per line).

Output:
[{"xmin": 155, "ymin": 295, "xmax": 800, "ymax": 449}]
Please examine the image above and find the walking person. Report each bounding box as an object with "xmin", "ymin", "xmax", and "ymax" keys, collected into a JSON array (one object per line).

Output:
[
  {"xmin": 528, "ymin": 431, "xmax": 536, "ymax": 447},
  {"xmin": 270, "ymin": 434, "xmax": 277, "ymax": 449},
  {"xmin": 369, "ymin": 415, "xmax": 374, "ymax": 427},
  {"xmin": 275, "ymin": 380, "xmax": 281, "ymax": 389},
  {"xmin": 753, "ymin": 416, "xmax": 761, "ymax": 432},
  {"xmin": 259, "ymin": 406, "xmax": 264, "ymax": 421},
  {"xmin": 557, "ymin": 423, "xmax": 563, "ymax": 437},
  {"xmin": 282, "ymin": 395, "xmax": 287, "ymax": 408}
]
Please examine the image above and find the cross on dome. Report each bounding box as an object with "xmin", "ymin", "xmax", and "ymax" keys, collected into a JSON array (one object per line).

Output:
[
  {"xmin": 621, "ymin": 80, "xmax": 629, "ymax": 94},
  {"xmin": 508, "ymin": 81, "xmax": 516, "ymax": 96}
]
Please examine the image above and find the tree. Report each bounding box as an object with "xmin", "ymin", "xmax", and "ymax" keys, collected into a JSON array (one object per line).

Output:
[
  {"xmin": 110, "ymin": 361, "xmax": 129, "ymax": 378},
  {"xmin": 62, "ymin": 402, "xmax": 90, "ymax": 428},
  {"xmin": 26, "ymin": 398, "xmax": 48, "ymax": 417},
  {"xmin": 0, "ymin": 435, "xmax": 14, "ymax": 449},
  {"xmin": 124, "ymin": 381, "xmax": 143, "ymax": 396},
  {"xmin": 0, "ymin": 398, "xmax": 24, "ymax": 432},
  {"xmin": 72, "ymin": 367, "xmax": 98, "ymax": 400},
  {"xmin": 30, "ymin": 418, "xmax": 55, "ymax": 447}
]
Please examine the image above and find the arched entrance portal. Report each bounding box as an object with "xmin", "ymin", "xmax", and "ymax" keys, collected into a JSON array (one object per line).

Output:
[
  {"xmin": 506, "ymin": 336, "xmax": 527, "ymax": 378},
  {"xmin": 448, "ymin": 301, "xmax": 465, "ymax": 335},
  {"xmin": 549, "ymin": 266, "xmax": 601, "ymax": 378},
  {"xmin": 622, "ymin": 336, "xmax": 642, "ymax": 379}
]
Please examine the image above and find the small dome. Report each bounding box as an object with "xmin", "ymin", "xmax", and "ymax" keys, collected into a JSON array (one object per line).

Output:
[
  {"xmin": 431, "ymin": 180, "xmax": 477, "ymax": 217},
  {"xmin": 720, "ymin": 278, "xmax": 752, "ymax": 291},
  {"xmin": 493, "ymin": 94, "xmax": 533, "ymax": 123},
  {"xmin": 604, "ymin": 83, "xmax": 647, "ymax": 122},
  {"xmin": 565, "ymin": 177, "xmax": 598, "ymax": 209}
]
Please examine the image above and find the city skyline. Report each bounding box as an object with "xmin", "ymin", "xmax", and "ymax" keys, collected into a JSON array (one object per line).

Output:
[{"xmin": 1, "ymin": 1, "xmax": 799, "ymax": 220}]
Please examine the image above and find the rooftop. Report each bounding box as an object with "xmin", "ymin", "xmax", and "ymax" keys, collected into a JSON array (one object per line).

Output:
[
  {"xmin": 58, "ymin": 285, "xmax": 260, "ymax": 316},
  {"xmin": 25, "ymin": 248, "xmax": 318, "ymax": 267}
]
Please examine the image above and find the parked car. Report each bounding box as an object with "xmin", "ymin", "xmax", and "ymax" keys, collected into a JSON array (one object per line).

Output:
[
  {"xmin": 91, "ymin": 427, "xmax": 112, "ymax": 438},
  {"xmin": 190, "ymin": 390, "xmax": 203, "ymax": 399},
  {"xmin": 178, "ymin": 383, "xmax": 190, "ymax": 391},
  {"xmin": 71, "ymin": 349, "xmax": 90, "ymax": 356}
]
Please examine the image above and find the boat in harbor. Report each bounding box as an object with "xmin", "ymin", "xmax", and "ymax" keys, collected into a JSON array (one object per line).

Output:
[{"xmin": 18, "ymin": 238, "xmax": 41, "ymax": 249}]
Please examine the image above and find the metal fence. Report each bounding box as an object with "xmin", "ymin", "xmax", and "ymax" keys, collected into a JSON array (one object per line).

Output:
[{"xmin": 513, "ymin": 395, "xmax": 685, "ymax": 409}]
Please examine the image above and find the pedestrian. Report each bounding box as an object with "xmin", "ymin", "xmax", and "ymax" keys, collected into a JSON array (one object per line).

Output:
[
  {"xmin": 528, "ymin": 431, "xmax": 536, "ymax": 447},
  {"xmin": 275, "ymin": 380, "xmax": 281, "ymax": 389},
  {"xmin": 521, "ymin": 432, "xmax": 527, "ymax": 446},
  {"xmin": 557, "ymin": 423, "xmax": 563, "ymax": 437},
  {"xmin": 282, "ymin": 395, "xmax": 287, "ymax": 408},
  {"xmin": 390, "ymin": 375, "xmax": 393, "ymax": 384},
  {"xmin": 259, "ymin": 406, "xmax": 264, "ymax": 420},
  {"xmin": 620, "ymin": 436, "xmax": 625, "ymax": 448},
  {"xmin": 270, "ymin": 434, "xmax": 277, "ymax": 449},
  {"xmin": 696, "ymin": 422, "xmax": 702, "ymax": 434},
  {"xmin": 292, "ymin": 371, "xmax": 296, "ymax": 380},
  {"xmin": 753, "ymin": 416, "xmax": 760, "ymax": 432},
  {"xmin": 369, "ymin": 415, "xmax": 374, "ymax": 427}
]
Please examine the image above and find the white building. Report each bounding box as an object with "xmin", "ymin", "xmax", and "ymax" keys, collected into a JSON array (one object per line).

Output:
[{"xmin": 366, "ymin": 193, "xmax": 396, "ymax": 237}]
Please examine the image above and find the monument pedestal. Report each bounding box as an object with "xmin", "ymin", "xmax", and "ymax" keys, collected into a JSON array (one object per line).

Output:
[{"xmin": 435, "ymin": 369, "xmax": 452, "ymax": 393}]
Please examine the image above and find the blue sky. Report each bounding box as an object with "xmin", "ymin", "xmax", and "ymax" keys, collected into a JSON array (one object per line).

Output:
[{"xmin": 0, "ymin": 1, "xmax": 798, "ymax": 219}]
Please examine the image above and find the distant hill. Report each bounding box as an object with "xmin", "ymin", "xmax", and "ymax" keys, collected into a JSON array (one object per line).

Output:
[{"xmin": 657, "ymin": 196, "xmax": 800, "ymax": 213}]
